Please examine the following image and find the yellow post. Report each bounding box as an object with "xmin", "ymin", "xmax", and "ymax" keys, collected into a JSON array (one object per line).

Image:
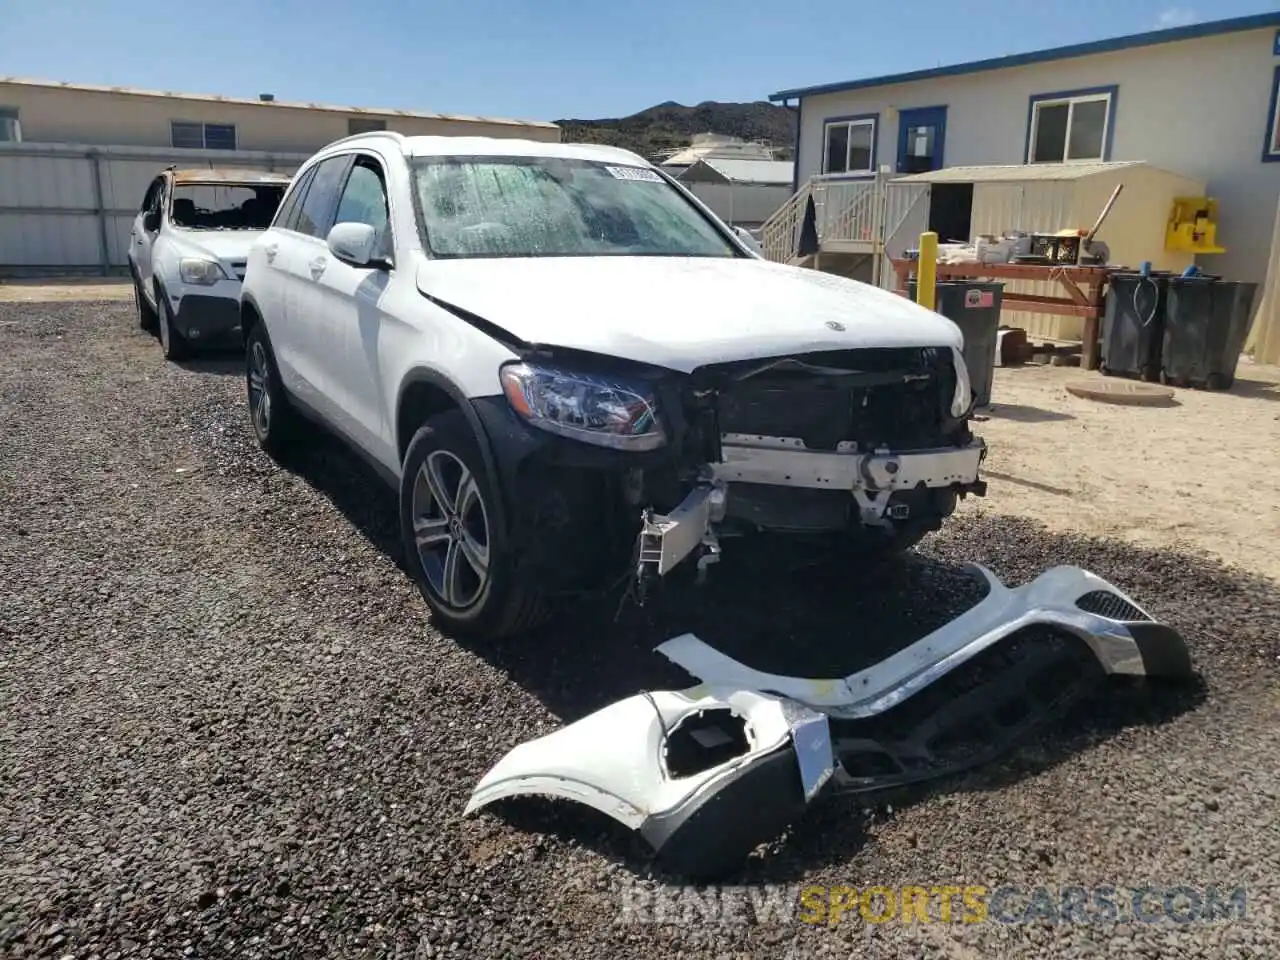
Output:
[{"xmin": 916, "ymin": 231, "xmax": 938, "ymax": 311}]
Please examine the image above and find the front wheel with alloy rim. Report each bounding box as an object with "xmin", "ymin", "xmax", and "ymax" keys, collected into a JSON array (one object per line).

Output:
[
  {"xmin": 245, "ymin": 323, "xmax": 300, "ymax": 457},
  {"xmin": 399, "ymin": 411, "xmax": 548, "ymax": 640},
  {"xmin": 155, "ymin": 286, "xmax": 192, "ymax": 361}
]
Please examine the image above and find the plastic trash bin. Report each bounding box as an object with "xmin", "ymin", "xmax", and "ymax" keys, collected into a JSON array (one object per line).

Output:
[
  {"xmin": 1101, "ymin": 272, "xmax": 1171, "ymax": 381},
  {"xmin": 1161, "ymin": 278, "xmax": 1258, "ymax": 389},
  {"xmin": 908, "ymin": 280, "xmax": 1004, "ymax": 407}
]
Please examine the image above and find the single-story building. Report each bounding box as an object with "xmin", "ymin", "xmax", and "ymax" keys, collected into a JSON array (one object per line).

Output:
[
  {"xmin": 0, "ymin": 76, "xmax": 560, "ymax": 152},
  {"xmin": 0, "ymin": 77, "xmax": 559, "ymax": 275},
  {"xmin": 768, "ymin": 12, "xmax": 1280, "ymax": 289},
  {"xmin": 676, "ymin": 157, "xmax": 795, "ymax": 230}
]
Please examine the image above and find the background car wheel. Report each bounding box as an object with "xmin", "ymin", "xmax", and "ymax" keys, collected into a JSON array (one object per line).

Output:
[
  {"xmin": 133, "ymin": 274, "xmax": 157, "ymax": 333},
  {"xmin": 400, "ymin": 411, "xmax": 547, "ymax": 640},
  {"xmin": 245, "ymin": 323, "xmax": 299, "ymax": 458},
  {"xmin": 155, "ymin": 286, "xmax": 192, "ymax": 361}
]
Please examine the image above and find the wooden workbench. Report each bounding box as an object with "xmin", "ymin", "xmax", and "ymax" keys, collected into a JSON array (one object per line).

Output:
[{"xmin": 890, "ymin": 259, "xmax": 1112, "ymax": 370}]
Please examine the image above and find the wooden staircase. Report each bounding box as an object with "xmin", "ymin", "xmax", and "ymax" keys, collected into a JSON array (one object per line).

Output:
[{"xmin": 759, "ymin": 174, "xmax": 889, "ymax": 271}]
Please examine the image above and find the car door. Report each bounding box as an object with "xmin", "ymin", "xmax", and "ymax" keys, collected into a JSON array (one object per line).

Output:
[
  {"xmin": 268, "ymin": 154, "xmax": 353, "ymax": 417},
  {"xmin": 303, "ymin": 153, "xmax": 398, "ymax": 469},
  {"xmin": 131, "ymin": 176, "xmax": 164, "ymax": 290},
  {"xmin": 251, "ymin": 163, "xmax": 315, "ymax": 391}
]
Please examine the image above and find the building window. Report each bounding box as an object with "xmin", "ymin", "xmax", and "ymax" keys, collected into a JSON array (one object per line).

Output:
[
  {"xmin": 0, "ymin": 106, "xmax": 20, "ymax": 143},
  {"xmin": 1026, "ymin": 87, "xmax": 1116, "ymax": 163},
  {"xmin": 1264, "ymin": 66, "xmax": 1280, "ymax": 162},
  {"xmin": 171, "ymin": 121, "xmax": 238, "ymax": 151},
  {"xmin": 822, "ymin": 115, "xmax": 877, "ymax": 175},
  {"xmin": 348, "ymin": 117, "xmax": 387, "ymax": 135}
]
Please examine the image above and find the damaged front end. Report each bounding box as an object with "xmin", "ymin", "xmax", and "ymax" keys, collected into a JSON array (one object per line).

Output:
[
  {"xmin": 465, "ymin": 566, "xmax": 1192, "ymax": 878},
  {"xmin": 478, "ymin": 344, "xmax": 988, "ymax": 601}
]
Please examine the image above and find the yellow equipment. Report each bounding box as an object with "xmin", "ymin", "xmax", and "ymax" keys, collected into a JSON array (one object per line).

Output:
[
  {"xmin": 916, "ymin": 231, "xmax": 938, "ymax": 310},
  {"xmin": 1166, "ymin": 197, "xmax": 1226, "ymax": 254}
]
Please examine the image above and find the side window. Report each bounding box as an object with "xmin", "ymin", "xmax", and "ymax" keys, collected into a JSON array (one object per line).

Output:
[
  {"xmin": 333, "ymin": 157, "xmax": 392, "ymax": 254},
  {"xmin": 140, "ymin": 176, "xmax": 163, "ymax": 213},
  {"xmin": 295, "ymin": 156, "xmax": 352, "ymax": 239},
  {"xmin": 274, "ymin": 166, "xmax": 316, "ymax": 232}
]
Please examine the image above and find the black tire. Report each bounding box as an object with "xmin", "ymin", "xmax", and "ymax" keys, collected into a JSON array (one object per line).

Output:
[
  {"xmin": 245, "ymin": 322, "xmax": 300, "ymax": 458},
  {"xmin": 155, "ymin": 285, "xmax": 192, "ymax": 361},
  {"xmin": 133, "ymin": 271, "xmax": 157, "ymax": 333},
  {"xmin": 399, "ymin": 410, "xmax": 547, "ymax": 640}
]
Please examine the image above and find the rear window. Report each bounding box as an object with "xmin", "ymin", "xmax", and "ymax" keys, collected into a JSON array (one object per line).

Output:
[{"xmin": 169, "ymin": 183, "xmax": 287, "ymax": 230}]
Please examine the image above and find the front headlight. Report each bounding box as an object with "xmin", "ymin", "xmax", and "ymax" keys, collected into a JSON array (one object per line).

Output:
[
  {"xmin": 499, "ymin": 361, "xmax": 667, "ymax": 451},
  {"xmin": 179, "ymin": 258, "xmax": 229, "ymax": 285},
  {"xmin": 950, "ymin": 346, "xmax": 974, "ymax": 418}
]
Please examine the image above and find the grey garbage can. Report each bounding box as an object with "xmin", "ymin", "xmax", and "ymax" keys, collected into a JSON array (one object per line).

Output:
[
  {"xmin": 1162, "ymin": 277, "xmax": 1258, "ymax": 390},
  {"xmin": 908, "ymin": 280, "xmax": 1004, "ymax": 407}
]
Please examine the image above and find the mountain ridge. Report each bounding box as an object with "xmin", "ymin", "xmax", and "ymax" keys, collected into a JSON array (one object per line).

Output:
[{"xmin": 556, "ymin": 100, "xmax": 797, "ymax": 161}]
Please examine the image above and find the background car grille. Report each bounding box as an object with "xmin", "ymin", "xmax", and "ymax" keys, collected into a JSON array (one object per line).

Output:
[{"xmin": 713, "ymin": 347, "xmax": 959, "ymax": 451}]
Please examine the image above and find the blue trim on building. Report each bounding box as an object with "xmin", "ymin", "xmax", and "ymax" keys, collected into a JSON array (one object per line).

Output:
[
  {"xmin": 895, "ymin": 105, "xmax": 948, "ymax": 172},
  {"xmin": 1023, "ymin": 85, "xmax": 1120, "ymax": 163},
  {"xmin": 769, "ymin": 12, "xmax": 1280, "ymax": 102},
  {"xmin": 1273, "ymin": 28, "xmax": 1280, "ymax": 55},
  {"xmin": 821, "ymin": 112, "xmax": 879, "ymax": 175},
  {"xmin": 1263, "ymin": 65, "xmax": 1280, "ymax": 162}
]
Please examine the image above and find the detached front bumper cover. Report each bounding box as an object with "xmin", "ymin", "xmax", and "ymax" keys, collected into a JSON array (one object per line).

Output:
[{"xmin": 465, "ymin": 565, "xmax": 1191, "ymax": 877}]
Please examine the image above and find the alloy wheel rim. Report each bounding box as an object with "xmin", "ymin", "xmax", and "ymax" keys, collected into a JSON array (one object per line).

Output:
[
  {"xmin": 248, "ymin": 341, "xmax": 272, "ymax": 436},
  {"xmin": 411, "ymin": 450, "xmax": 491, "ymax": 610}
]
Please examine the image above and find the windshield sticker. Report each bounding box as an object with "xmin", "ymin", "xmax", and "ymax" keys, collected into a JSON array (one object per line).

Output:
[{"xmin": 606, "ymin": 165, "xmax": 664, "ymax": 183}]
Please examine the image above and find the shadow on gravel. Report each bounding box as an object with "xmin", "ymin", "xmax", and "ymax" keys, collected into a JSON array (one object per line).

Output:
[
  {"xmin": 258, "ymin": 429, "xmax": 1244, "ymax": 879},
  {"xmin": 175, "ymin": 349, "xmax": 243, "ymax": 377}
]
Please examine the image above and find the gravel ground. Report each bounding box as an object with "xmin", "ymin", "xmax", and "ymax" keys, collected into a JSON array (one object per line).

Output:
[{"xmin": 2, "ymin": 301, "xmax": 1278, "ymax": 959}]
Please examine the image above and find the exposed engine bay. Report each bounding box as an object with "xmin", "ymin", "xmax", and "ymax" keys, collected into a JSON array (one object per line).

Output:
[
  {"xmin": 465, "ymin": 565, "xmax": 1193, "ymax": 879},
  {"xmin": 486, "ymin": 343, "xmax": 987, "ymax": 601},
  {"xmin": 629, "ymin": 344, "xmax": 986, "ymax": 596}
]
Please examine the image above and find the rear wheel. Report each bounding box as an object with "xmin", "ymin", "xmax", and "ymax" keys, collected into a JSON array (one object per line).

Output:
[
  {"xmin": 400, "ymin": 411, "xmax": 547, "ymax": 640},
  {"xmin": 245, "ymin": 322, "xmax": 300, "ymax": 458}
]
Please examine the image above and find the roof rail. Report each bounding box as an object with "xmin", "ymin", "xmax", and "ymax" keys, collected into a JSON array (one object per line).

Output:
[{"xmin": 317, "ymin": 129, "xmax": 410, "ymax": 153}]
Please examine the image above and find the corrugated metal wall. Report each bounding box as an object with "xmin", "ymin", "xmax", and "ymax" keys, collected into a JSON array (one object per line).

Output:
[
  {"xmin": 969, "ymin": 181, "xmax": 1082, "ymax": 340},
  {"xmin": 1247, "ymin": 194, "xmax": 1280, "ymax": 365},
  {"xmin": 682, "ymin": 182, "xmax": 792, "ymax": 227},
  {"xmin": 0, "ymin": 142, "xmax": 308, "ymax": 276}
]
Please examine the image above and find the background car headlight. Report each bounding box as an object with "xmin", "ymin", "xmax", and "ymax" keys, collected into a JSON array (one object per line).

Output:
[
  {"xmin": 499, "ymin": 362, "xmax": 666, "ymax": 451},
  {"xmin": 179, "ymin": 258, "xmax": 228, "ymax": 285}
]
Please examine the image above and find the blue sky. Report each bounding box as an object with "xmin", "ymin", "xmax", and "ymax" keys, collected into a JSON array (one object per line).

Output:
[{"xmin": 2, "ymin": 1, "xmax": 1277, "ymax": 121}]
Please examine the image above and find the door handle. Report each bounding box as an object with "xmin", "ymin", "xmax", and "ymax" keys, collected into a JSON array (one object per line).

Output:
[
  {"xmin": 264, "ymin": 243, "xmax": 279, "ymax": 263},
  {"xmin": 309, "ymin": 256, "xmax": 327, "ymax": 279}
]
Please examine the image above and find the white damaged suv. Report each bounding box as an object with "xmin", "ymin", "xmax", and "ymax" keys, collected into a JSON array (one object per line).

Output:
[
  {"xmin": 129, "ymin": 167, "xmax": 291, "ymax": 360},
  {"xmin": 239, "ymin": 132, "xmax": 986, "ymax": 639}
]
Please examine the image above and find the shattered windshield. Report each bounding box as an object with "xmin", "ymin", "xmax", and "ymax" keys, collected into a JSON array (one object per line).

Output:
[
  {"xmin": 168, "ymin": 183, "xmax": 286, "ymax": 231},
  {"xmin": 412, "ymin": 156, "xmax": 739, "ymax": 259}
]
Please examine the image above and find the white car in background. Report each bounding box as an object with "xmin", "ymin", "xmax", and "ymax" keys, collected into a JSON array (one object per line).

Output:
[
  {"xmin": 128, "ymin": 167, "xmax": 291, "ymax": 360},
  {"xmin": 239, "ymin": 132, "xmax": 986, "ymax": 640}
]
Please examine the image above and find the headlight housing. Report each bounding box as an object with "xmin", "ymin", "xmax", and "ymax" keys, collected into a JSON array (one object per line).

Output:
[
  {"xmin": 179, "ymin": 258, "xmax": 229, "ymax": 286},
  {"xmin": 499, "ymin": 361, "xmax": 667, "ymax": 451},
  {"xmin": 950, "ymin": 346, "xmax": 974, "ymax": 418}
]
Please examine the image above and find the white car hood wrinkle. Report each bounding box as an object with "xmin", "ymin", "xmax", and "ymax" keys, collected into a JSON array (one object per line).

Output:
[
  {"xmin": 416, "ymin": 256, "xmax": 962, "ymax": 372},
  {"xmin": 169, "ymin": 229, "xmax": 267, "ymax": 264}
]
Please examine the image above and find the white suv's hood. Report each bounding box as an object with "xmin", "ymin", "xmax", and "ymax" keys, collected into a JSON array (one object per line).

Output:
[
  {"xmin": 170, "ymin": 229, "xmax": 266, "ymax": 264},
  {"xmin": 416, "ymin": 256, "xmax": 962, "ymax": 372}
]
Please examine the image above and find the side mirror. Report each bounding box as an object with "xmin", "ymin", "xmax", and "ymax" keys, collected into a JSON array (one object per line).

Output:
[
  {"xmin": 327, "ymin": 221, "xmax": 384, "ymax": 268},
  {"xmin": 143, "ymin": 210, "xmax": 160, "ymax": 232},
  {"xmin": 732, "ymin": 226, "xmax": 763, "ymax": 257}
]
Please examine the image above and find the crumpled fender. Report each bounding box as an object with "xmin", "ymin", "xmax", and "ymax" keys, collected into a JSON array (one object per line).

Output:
[
  {"xmin": 657, "ymin": 564, "xmax": 1192, "ymax": 719},
  {"xmin": 465, "ymin": 688, "xmax": 835, "ymax": 876}
]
